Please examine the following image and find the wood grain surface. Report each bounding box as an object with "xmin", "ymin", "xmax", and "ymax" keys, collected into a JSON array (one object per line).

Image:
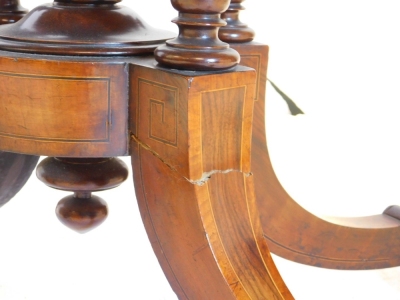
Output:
[
  {"xmin": 231, "ymin": 41, "xmax": 400, "ymax": 270},
  {"xmin": 0, "ymin": 52, "xmax": 129, "ymax": 157},
  {"xmin": 130, "ymin": 59, "xmax": 293, "ymax": 299}
]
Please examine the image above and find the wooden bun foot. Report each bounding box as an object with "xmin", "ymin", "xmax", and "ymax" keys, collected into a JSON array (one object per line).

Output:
[{"xmin": 37, "ymin": 157, "xmax": 128, "ymax": 233}]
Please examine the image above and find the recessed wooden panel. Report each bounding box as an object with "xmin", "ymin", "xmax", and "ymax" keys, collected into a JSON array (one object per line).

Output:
[
  {"xmin": 0, "ymin": 53, "xmax": 129, "ymax": 157},
  {"xmin": 0, "ymin": 72, "xmax": 110, "ymax": 142},
  {"xmin": 201, "ymin": 87, "xmax": 246, "ymax": 171}
]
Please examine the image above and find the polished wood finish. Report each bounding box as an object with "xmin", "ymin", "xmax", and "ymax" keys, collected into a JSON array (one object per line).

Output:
[
  {"xmin": 130, "ymin": 59, "xmax": 293, "ymax": 299},
  {"xmin": 55, "ymin": 194, "xmax": 108, "ymax": 233},
  {"xmin": 37, "ymin": 157, "xmax": 128, "ymax": 233},
  {"xmin": 37, "ymin": 157, "xmax": 128, "ymax": 192},
  {"xmin": 220, "ymin": 0, "xmax": 255, "ymax": 43},
  {"xmin": 0, "ymin": 52, "xmax": 130, "ymax": 157},
  {"xmin": 2, "ymin": 0, "xmax": 399, "ymax": 297},
  {"xmin": 0, "ymin": 0, "xmax": 296, "ymax": 296},
  {"xmin": 0, "ymin": 0, "xmax": 27, "ymax": 25},
  {"xmin": 0, "ymin": 1, "xmax": 174, "ymax": 56},
  {"xmin": 154, "ymin": 0, "xmax": 240, "ymax": 70},
  {"xmin": 0, "ymin": 151, "xmax": 39, "ymax": 207},
  {"xmin": 229, "ymin": 39, "xmax": 400, "ymax": 270}
]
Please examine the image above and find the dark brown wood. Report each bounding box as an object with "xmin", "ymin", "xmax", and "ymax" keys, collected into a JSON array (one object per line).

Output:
[
  {"xmin": 130, "ymin": 59, "xmax": 293, "ymax": 299},
  {"xmin": 220, "ymin": 0, "xmax": 255, "ymax": 43},
  {"xmin": 37, "ymin": 157, "xmax": 128, "ymax": 191},
  {"xmin": 0, "ymin": 0, "xmax": 27, "ymax": 25},
  {"xmin": 154, "ymin": 0, "xmax": 240, "ymax": 70},
  {"xmin": 0, "ymin": 151, "xmax": 39, "ymax": 207},
  {"xmin": 56, "ymin": 194, "xmax": 108, "ymax": 234},
  {"xmin": 0, "ymin": 0, "xmax": 174, "ymax": 56},
  {"xmin": 36, "ymin": 157, "xmax": 128, "ymax": 233},
  {"xmin": 229, "ymin": 41, "xmax": 400, "ymax": 270}
]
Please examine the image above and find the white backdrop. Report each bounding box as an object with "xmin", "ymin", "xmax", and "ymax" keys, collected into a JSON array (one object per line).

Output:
[{"xmin": 1, "ymin": 1, "xmax": 400, "ymax": 299}]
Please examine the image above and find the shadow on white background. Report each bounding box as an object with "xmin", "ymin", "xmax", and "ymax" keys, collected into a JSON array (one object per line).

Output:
[{"xmin": 0, "ymin": 0, "xmax": 400, "ymax": 299}]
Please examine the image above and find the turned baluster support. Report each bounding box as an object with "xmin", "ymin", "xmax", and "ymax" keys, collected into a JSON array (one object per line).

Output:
[
  {"xmin": 219, "ymin": 0, "xmax": 255, "ymax": 43},
  {"xmin": 155, "ymin": 0, "xmax": 240, "ymax": 70}
]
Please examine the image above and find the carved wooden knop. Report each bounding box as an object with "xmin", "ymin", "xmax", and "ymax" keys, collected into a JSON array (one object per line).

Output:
[{"xmin": 37, "ymin": 157, "xmax": 128, "ymax": 233}]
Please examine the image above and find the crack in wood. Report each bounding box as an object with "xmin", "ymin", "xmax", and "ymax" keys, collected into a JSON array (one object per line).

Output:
[{"xmin": 131, "ymin": 134, "xmax": 252, "ymax": 186}]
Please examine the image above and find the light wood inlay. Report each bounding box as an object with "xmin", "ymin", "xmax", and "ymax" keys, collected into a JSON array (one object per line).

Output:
[
  {"xmin": 240, "ymin": 55, "xmax": 261, "ymax": 101},
  {"xmin": 138, "ymin": 79, "xmax": 178, "ymax": 147}
]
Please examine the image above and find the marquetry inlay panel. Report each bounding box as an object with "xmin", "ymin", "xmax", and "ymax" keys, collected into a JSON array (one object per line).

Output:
[{"xmin": 138, "ymin": 79, "xmax": 178, "ymax": 147}]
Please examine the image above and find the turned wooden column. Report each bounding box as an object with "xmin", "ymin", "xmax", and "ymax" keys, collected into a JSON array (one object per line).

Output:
[
  {"xmin": 0, "ymin": 0, "xmax": 27, "ymax": 25},
  {"xmin": 154, "ymin": 0, "xmax": 240, "ymax": 70},
  {"xmin": 219, "ymin": 0, "xmax": 255, "ymax": 43}
]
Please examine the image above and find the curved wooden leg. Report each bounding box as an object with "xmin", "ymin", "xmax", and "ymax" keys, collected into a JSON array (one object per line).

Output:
[
  {"xmin": 230, "ymin": 42, "xmax": 400, "ymax": 270},
  {"xmin": 130, "ymin": 61, "xmax": 293, "ymax": 299},
  {"xmin": 0, "ymin": 151, "xmax": 39, "ymax": 207}
]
